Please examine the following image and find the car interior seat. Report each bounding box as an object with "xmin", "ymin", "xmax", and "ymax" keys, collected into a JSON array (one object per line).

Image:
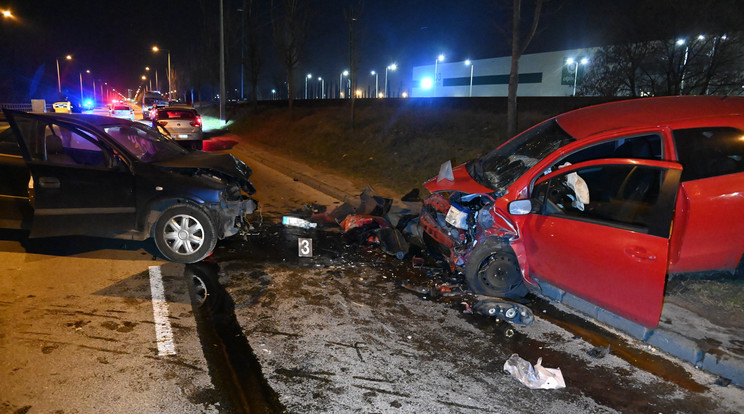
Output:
[{"xmin": 44, "ymin": 134, "xmax": 75, "ymax": 164}]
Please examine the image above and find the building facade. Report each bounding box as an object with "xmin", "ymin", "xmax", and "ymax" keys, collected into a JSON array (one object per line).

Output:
[{"xmin": 411, "ymin": 48, "xmax": 595, "ymax": 98}]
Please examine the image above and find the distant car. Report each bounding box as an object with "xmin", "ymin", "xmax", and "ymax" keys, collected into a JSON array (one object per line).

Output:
[
  {"xmin": 110, "ymin": 104, "xmax": 135, "ymax": 120},
  {"xmin": 0, "ymin": 109, "xmax": 258, "ymax": 263},
  {"xmin": 154, "ymin": 106, "xmax": 204, "ymax": 150},
  {"xmin": 52, "ymin": 102, "xmax": 72, "ymax": 113},
  {"xmin": 420, "ymin": 96, "xmax": 744, "ymax": 328}
]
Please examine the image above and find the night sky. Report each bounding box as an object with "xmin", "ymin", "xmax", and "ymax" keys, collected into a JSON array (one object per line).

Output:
[{"xmin": 1, "ymin": 0, "xmax": 735, "ymax": 102}]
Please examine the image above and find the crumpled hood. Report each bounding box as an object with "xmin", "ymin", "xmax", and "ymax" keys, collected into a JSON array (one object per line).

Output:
[
  {"xmin": 423, "ymin": 161, "xmax": 493, "ymax": 194},
  {"xmin": 154, "ymin": 152, "xmax": 256, "ymax": 194}
]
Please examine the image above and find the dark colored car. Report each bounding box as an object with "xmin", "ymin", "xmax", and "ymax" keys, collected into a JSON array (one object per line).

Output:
[
  {"xmin": 420, "ymin": 96, "xmax": 744, "ymax": 328},
  {"xmin": 0, "ymin": 109, "xmax": 257, "ymax": 263}
]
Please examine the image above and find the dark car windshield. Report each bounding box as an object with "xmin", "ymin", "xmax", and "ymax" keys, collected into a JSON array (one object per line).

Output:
[
  {"xmin": 467, "ymin": 119, "xmax": 576, "ymax": 193},
  {"xmin": 103, "ymin": 123, "xmax": 188, "ymax": 162}
]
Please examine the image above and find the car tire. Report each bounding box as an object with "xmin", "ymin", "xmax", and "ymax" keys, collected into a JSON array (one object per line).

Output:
[
  {"xmin": 464, "ymin": 239, "xmax": 527, "ymax": 298},
  {"xmin": 154, "ymin": 204, "xmax": 217, "ymax": 263}
]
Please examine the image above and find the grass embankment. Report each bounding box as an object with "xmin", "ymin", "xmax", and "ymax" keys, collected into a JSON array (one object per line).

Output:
[{"xmin": 227, "ymin": 102, "xmax": 547, "ymax": 195}]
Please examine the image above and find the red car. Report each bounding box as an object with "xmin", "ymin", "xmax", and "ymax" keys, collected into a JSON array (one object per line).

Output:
[{"xmin": 421, "ymin": 96, "xmax": 744, "ymax": 328}]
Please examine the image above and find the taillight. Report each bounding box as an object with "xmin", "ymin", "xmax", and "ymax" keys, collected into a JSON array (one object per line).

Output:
[{"xmin": 190, "ymin": 116, "xmax": 202, "ymax": 127}]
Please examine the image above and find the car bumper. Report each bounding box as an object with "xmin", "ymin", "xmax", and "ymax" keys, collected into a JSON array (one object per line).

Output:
[{"xmin": 210, "ymin": 196, "xmax": 258, "ymax": 238}]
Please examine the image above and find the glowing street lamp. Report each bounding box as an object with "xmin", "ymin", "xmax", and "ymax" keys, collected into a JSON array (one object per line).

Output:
[
  {"xmin": 56, "ymin": 55, "xmax": 72, "ymax": 94},
  {"xmin": 305, "ymin": 73, "xmax": 312, "ymax": 99},
  {"xmin": 465, "ymin": 59, "xmax": 474, "ymax": 97},
  {"xmin": 434, "ymin": 54, "xmax": 445, "ymax": 93},
  {"xmin": 340, "ymin": 70, "xmax": 349, "ymax": 98},
  {"xmin": 318, "ymin": 77, "xmax": 324, "ymax": 99},
  {"xmin": 152, "ymin": 46, "xmax": 171, "ymax": 98},
  {"xmin": 79, "ymin": 69, "xmax": 92, "ymax": 105},
  {"xmin": 370, "ymin": 71, "xmax": 378, "ymax": 97},
  {"xmin": 271, "ymin": 89, "xmax": 277, "ymax": 100},
  {"xmin": 2, "ymin": 9, "xmax": 13, "ymax": 19},
  {"xmin": 566, "ymin": 57, "xmax": 589, "ymax": 96},
  {"xmin": 385, "ymin": 64, "xmax": 397, "ymax": 98}
]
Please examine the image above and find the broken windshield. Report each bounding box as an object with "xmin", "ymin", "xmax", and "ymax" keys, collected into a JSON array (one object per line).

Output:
[{"xmin": 467, "ymin": 119, "xmax": 576, "ymax": 193}]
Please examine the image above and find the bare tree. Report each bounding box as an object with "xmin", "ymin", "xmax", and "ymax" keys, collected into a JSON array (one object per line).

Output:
[
  {"xmin": 503, "ymin": 0, "xmax": 545, "ymax": 138},
  {"xmin": 345, "ymin": 2, "xmax": 364, "ymax": 126},
  {"xmin": 271, "ymin": 0, "xmax": 309, "ymax": 119},
  {"xmin": 242, "ymin": 0, "xmax": 265, "ymax": 107}
]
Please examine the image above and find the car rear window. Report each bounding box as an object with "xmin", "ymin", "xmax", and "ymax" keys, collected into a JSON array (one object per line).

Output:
[
  {"xmin": 157, "ymin": 110, "xmax": 196, "ymax": 120},
  {"xmin": 673, "ymin": 127, "xmax": 744, "ymax": 181}
]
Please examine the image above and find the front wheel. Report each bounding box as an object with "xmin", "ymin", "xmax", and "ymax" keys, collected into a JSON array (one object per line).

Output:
[
  {"xmin": 464, "ymin": 239, "xmax": 527, "ymax": 298},
  {"xmin": 154, "ymin": 204, "xmax": 217, "ymax": 263}
]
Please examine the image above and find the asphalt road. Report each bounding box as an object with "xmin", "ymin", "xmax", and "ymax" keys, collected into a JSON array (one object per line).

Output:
[{"xmin": 1, "ymin": 128, "xmax": 743, "ymax": 413}]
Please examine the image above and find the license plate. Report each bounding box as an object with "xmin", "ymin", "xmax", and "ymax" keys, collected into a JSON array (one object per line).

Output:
[{"xmin": 178, "ymin": 134, "xmax": 189, "ymax": 139}]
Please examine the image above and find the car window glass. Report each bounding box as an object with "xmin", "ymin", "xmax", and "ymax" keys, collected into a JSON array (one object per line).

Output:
[
  {"xmin": 534, "ymin": 164, "xmax": 667, "ymax": 234},
  {"xmin": 0, "ymin": 124, "xmax": 21, "ymax": 156},
  {"xmin": 673, "ymin": 127, "xmax": 744, "ymax": 181},
  {"xmin": 43, "ymin": 122, "xmax": 106, "ymax": 167},
  {"xmin": 558, "ymin": 134, "xmax": 662, "ymax": 167},
  {"xmin": 104, "ymin": 124, "xmax": 186, "ymax": 162}
]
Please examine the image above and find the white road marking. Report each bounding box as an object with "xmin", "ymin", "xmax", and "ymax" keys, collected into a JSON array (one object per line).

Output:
[{"xmin": 149, "ymin": 266, "xmax": 176, "ymax": 356}]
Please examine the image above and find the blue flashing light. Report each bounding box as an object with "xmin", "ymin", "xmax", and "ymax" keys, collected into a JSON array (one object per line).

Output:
[
  {"xmin": 83, "ymin": 99, "xmax": 94, "ymax": 108},
  {"xmin": 421, "ymin": 77, "xmax": 433, "ymax": 90}
]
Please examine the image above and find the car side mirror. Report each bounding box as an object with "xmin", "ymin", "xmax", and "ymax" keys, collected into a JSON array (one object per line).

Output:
[{"xmin": 508, "ymin": 199, "xmax": 533, "ymax": 215}]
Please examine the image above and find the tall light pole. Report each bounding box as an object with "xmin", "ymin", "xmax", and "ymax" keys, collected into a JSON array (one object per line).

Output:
[
  {"xmin": 305, "ymin": 74, "xmax": 312, "ymax": 99},
  {"xmin": 56, "ymin": 54, "xmax": 72, "ymax": 94},
  {"xmin": 465, "ymin": 60, "xmax": 474, "ymax": 97},
  {"xmin": 340, "ymin": 70, "xmax": 349, "ymax": 98},
  {"xmin": 370, "ymin": 71, "xmax": 378, "ymax": 97},
  {"xmin": 318, "ymin": 77, "xmax": 324, "ymax": 98},
  {"xmin": 434, "ymin": 54, "xmax": 445, "ymax": 96},
  {"xmin": 566, "ymin": 57, "xmax": 588, "ymax": 96},
  {"xmin": 385, "ymin": 64, "xmax": 397, "ymax": 98},
  {"xmin": 152, "ymin": 46, "xmax": 171, "ymax": 99}
]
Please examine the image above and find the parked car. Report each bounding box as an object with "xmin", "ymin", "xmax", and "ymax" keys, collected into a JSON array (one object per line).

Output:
[
  {"xmin": 153, "ymin": 106, "xmax": 204, "ymax": 150},
  {"xmin": 420, "ymin": 96, "xmax": 744, "ymax": 328},
  {"xmin": 52, "ymin": 102, "xmax": 72, "ymax": 113},
  {"xmin": 110, "ymin": 104, "xmax": 135, "ymax": 120},
  {"xmin": 0, "ymin": 109, "xmax": 258, "ymax": 263}
]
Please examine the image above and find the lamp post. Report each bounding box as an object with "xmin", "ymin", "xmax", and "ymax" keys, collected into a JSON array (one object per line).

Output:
[
  {"xmin": 385, "ymin": 64, "xmax": 397, "ymax": 98},
  {"xmin": 370, "ymin": 71, "xmax": 378, "ymax": 97},
  {"xmin": 271, "ymin": 89, "xmax": 276, "ymax": 100},
  {"xmin": 152, "ymin": 46, "xmax": 171, "ymax": 98},
  {"xmin": 56, "ymin": 55, "xmax": 72, "ymax": 94},
  {"xmin": 318, "ymin": 77, "xmax": 324, "ymax": 99},
  {"xmin": 434, "ymin": 54, "xmax": 445, "ymax": 95},
  {"xmin": 566, "ymin": 57, "xmax": 588, "ymax": 96},
  {"xmin": 465, "ymin": 60, "xmax": 474, "ymax": 97},
  {"xmin": 340, "ymin": 70, "xmax": 349, "ymax": 98},
  {"xmin": 305, "ymin": 74, "xmax": 312, "ymax": 99}
]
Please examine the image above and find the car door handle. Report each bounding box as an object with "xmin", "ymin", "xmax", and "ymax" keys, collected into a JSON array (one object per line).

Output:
[
  {"xmin": 624, "ymin": 247, "xmax": 656, "ymax": 262},
  {"xmin": 38, "ymin": 177, "xmax": 60, "ymax": 189}
]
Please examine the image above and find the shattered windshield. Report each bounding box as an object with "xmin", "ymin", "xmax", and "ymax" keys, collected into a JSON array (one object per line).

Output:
[
  {"xmin": 104, "ymin": 123, "xmax": 188, "ymax": 162},
  {"xmin": 467, "ymin": 119, "xmax": 576, "ymax": 193}
]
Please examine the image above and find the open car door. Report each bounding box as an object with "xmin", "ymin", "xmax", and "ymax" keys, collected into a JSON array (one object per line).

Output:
[
  {"xmin": 520, "ymin": 159, "xmax": 682, "ymax": 328},
  {"xmin": 4, "ymin": 110, "xmax": 137, "ymax": 239}
]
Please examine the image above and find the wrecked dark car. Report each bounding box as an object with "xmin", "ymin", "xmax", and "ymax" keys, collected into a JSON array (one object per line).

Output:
[
  {"xmin": 420, "ymin": 96, "xmax": 744, "ymax": 328},
  {"xmin": 0, "ymin": 109, "xmax": 257, "ymax": 263}
]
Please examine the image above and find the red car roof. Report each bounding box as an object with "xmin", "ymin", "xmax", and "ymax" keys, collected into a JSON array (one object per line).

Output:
[{"xmin": 556, "ymin": 96, "xmax": 744, "ymax": 139}]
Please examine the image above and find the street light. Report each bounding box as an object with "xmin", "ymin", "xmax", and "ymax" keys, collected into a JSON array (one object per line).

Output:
[
  {"xmin": 56, "ymin": 55, "xmax": 72, "ymax": 94},
  {"xmin": 305, "ymin": 73, "xmax": 312, "ymax": 99},
  {"xmin": 1, "ymin": 9, "xmax": 13, "ymax": 19},
  {"xmin": 370, "ymin": 71, "xmax": 378, "ymax": 97},
  {"xmin": 566, "ymin": 57, "xmax": 588, "ymax": 96},
  {"xmin": 385, "ymin": 64, "xmax": 397, "ymax": 98},
  {"xmin": 152, "ymin": 46, "xmax": 171, "ymax": 98},
  {"xmin": 434, "ymin": 54, "xmax": 445, "ymax": 95},
  {"xmin": 318, "ymin": 77, "xmax": 324, "ymax": 99},
  {"xmin": 465, "ymin": 59, "xmax": 474, "ymax": 97},
  {"xmin": 340, "ymin": 70, "xmax": 349, "ymax": 98},
  {"xmin": 271, "ymin": 89, "xmax": 277, "ymax": 100}
]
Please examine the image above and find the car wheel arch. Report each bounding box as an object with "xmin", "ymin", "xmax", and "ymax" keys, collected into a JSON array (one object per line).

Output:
[{"xmin": 464, "ymin": 237, "xmax": 528, "ymax": 298}]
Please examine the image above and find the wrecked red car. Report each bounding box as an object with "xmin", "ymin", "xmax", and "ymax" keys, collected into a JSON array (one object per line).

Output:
[{"xmin": 420, "ymin": 96, "xmax": 744, "ymax": 328}]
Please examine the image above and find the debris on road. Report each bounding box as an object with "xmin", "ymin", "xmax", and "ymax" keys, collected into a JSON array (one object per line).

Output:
[
  {"xmin": 587, "ymin": 344, "xmax": 611, "ymax": 359},
  {"xmin": 503, "ymin": 354, "xmax": 566, "ymax": 390},
  {"xmin": 282, "ymin": 216, "xmax": 318, "ymax": 229}
]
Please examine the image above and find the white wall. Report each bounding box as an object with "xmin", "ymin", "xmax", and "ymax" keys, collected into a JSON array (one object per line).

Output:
[{"xmin": 411, "ymin": 48, "xmax": 596, "ymax": 97}]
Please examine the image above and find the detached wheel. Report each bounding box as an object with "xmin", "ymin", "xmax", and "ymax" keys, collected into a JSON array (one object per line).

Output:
[
  {"xmin": 464, "ymin": 239, "xmax": 527, "ymax": 298},
  {"xmin": 154, "ymin": 204, "xmax": 217, "ymax": 263}
]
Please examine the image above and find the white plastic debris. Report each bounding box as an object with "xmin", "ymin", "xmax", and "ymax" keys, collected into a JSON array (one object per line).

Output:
[
  {"xmin": 282, "ymin": 216, "xmax": 317, "ymax": 229},
  {"xmin": 503, "ymin": 353, "xmax": 566, "ymax": 390}
]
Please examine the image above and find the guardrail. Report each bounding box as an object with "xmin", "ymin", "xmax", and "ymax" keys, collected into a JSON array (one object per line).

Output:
[{"xmin": 0, "ymin": 103, "xmax": 55, "ymax": 112}]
